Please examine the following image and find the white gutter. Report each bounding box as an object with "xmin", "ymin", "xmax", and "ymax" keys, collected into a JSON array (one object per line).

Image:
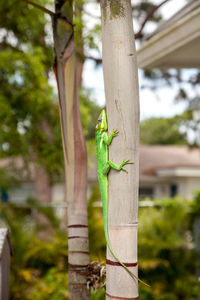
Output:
[
  {"xmin": 137, "ymin": 7, "xmax": 200, "ymax": 69},
  {"xmin": 156, "ymin": 167, "xmax": 200, "ymax": 177}
]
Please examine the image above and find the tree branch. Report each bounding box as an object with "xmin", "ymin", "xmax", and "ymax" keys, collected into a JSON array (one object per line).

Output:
[
  {"xmin": 135, "ymin": 0, "xmax": 172, "ymax": 39},
  {"xmin": 0, "ymin": 41, "xmax": 23, "ymax": 53},
  {"xmin": 20, "ymin": 0, "xmax": 55, "ymax": 16},
  {"xmin": 84, "ymin": 10, "xmax": 101, "ymax": 19},
  {"xmin": 86, "ymin": 55, "xmax": 102, "ymax": 65}
]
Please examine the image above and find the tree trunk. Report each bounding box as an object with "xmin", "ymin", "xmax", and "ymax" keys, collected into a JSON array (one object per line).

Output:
[
  {"xmin": 34, "ymin": 119, "xmax": 53, "ymax": 204},
  {"xmin": 53, "ymin": 1, "xmax": 90, "ymax": 299},
  {"xmin": 34, "ymin": 165, "xmax": 52, "ymax": 203},
  {"xmin": 34, "ymin": 165, "xmax": 53, "ymax": 232},
  {"xmin": 34, "ymin": 121, "xmax": 53, "ymax": 230},
  {"xmin": 194, "ymin": 217, "xmax": 200, "ymax": 279},
  {"xmin": 100, "ymin": 1, "xmax": 140, "ymax": 299}
]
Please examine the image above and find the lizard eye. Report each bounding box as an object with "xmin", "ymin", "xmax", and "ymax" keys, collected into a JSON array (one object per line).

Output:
[{"xmin": 97, "ymin": 118, "xmax": 102, "ymax": 124}]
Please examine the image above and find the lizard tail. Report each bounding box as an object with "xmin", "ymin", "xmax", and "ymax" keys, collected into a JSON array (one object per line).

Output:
[{"xmin": 105, "ymin": 231, "xmax": 150, "ymax": 288}]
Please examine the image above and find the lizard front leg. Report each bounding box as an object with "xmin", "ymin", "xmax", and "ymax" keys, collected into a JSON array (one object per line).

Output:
[
  {"xmin": 107, "ymin": 160, "xmax": 133, "ymax": 173},
  {"xmin": 103, "ymin": 129, "xmax": 118, "ymax": 146}
]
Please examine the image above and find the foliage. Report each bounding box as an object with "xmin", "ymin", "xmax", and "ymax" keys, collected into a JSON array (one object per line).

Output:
[
  {"xmin": 133, "ymin": 0, "xmax": 163, "ymax": 38},
  {"xmin": 140, "ymin": 109, "xmax": 200, "ymax": 146},
  {"xmin": 139, "ymin": 196, "xmax": 200, "ymax": 299},
  {"xmin": 0, "ymin": 201, "xmax": 68, "ymax": 300},
  {"xmin": 27, "ymin": 268, "xmax": 68, "ymax": 300},
  {"xmin": 0, "ymin": 167, "xmax": 19, "ymax": 191},
  {"xmin": 0, "ymin": 0, "xmax": 64, "ymax": 181},
  {"xmin": 91, "ymin": 289, "xmax": 105, "ymax": 300},
  {"xmin": 142, "ymin": 69, "xmax": 200, "ymax": 103},
  {"xmin": 189, "ymin": 191, "xmax": 200, "ymax": 220},
  {"xmin": 140, "ymin": 116, "xmax": 188, "ymax": 145}
]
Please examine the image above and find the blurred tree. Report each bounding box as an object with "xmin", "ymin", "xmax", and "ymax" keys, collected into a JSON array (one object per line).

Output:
[
  {"xmin": 79, "ymin": 89, "xmax": 101, "ymax": 140},
  {"xmin": 142, "ymin": 68, "xmax": 200, "ymax": 109},
  {"xmin": 0, "ymin": 0, "xmax": 62, "ymax": 203},
  {"xmin": 140, "ymin": 116, "xmax": 188, "ymax": 145}
]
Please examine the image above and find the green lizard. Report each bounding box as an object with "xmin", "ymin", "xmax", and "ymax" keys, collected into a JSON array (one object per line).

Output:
[{"xmin": 96, "ymin": 109, "xmax": 150, "ymax": 287}]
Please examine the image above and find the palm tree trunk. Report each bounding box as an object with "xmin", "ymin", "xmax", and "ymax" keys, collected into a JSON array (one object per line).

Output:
[
  {"xmin": 100, "ymin": 1, "xmax": 140, "ymax": 298},
  {"xmin": 53, "ymin": 1, "xmax": 90, "ymax": 299}
]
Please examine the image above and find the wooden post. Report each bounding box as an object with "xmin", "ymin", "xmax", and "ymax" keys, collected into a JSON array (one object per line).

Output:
[
  {"xmin": 100, "ymin": 1, "xmax": 140, "ymax": 298},
  {"xmin": 0, "ymin": 228, "xmax": 12, "ymax": 300}
]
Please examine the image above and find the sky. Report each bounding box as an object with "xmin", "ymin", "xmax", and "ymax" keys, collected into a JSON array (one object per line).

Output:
[{"xmin": 82, "ymin": 0, "xmax": 189, "ymax": 120}]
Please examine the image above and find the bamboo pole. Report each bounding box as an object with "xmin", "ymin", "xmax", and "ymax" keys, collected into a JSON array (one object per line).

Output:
[{"xmin": 100, "ymin": 1, "xmax": 140, "ymax": 299}]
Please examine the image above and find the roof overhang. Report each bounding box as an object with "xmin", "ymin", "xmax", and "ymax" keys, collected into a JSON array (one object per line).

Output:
[
  {"xmin": 156, "ymin": 167, "xmax": 200, "ymax": 177},
  {"xmin": 137, "ymin": 1, "xmax": 200, "ymax": 69}
]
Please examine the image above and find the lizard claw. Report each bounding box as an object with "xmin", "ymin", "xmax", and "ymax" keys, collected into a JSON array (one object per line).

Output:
[
  {"xmin": 123, "ymin": 160, "xmax": 134, "ymax": 165},
  {"xmin": 112, "ymin": 129, "xmax": 119, "ymax": 137},
  {"xmin": 122, "ymin": 168, "xmax": 128, "ymax": 173}
]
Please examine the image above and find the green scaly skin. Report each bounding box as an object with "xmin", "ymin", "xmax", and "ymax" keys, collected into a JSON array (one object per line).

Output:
[{"xmin": 96, "ymin": 109, "xmax": 150, "ymax": 288}]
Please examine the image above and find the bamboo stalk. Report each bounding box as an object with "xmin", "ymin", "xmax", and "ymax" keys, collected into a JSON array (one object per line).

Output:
[{"xmin": 100, "ymin": 0, "xmax": 140, "ymax": 298}]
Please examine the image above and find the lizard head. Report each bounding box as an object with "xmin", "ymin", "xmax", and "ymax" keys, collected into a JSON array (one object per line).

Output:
[{"xmin": 96, "ymin": 109, "xmax": 107, "ymax": 132}]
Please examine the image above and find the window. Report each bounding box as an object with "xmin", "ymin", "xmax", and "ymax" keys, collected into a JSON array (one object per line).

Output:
[
  {"xmin": 1, "ymin": 187, "xmax": 9, "ymax": 203},
  {"xmin": 139, "ymin": 187, "xmax": 154, "ymax": 199},
  {"xmin": 170, "ymin": 184, "xmax": 178, "ymax": 197}
]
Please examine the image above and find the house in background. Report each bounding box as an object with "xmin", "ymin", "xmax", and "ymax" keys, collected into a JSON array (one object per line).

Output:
[
  {"xmin": 139, "ymin": 146, "xmax": 200, "ymax": 199},
  {"xmin": 1, "ymin": 145, "xmax": 200, "ymax": 203},
  {"xmin": 0, "ymin": 157, "xmax": 65, "ymax": 205}
]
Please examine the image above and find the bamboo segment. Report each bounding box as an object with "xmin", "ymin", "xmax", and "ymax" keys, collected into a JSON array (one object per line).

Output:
[
  {"xmin": 106, "ymin": 225, "xmax": 138, "ymax": 298},
  {"xmin": 68, "ymin": 237, "xmax": 89, "ymax": 253},
  {"xmin": 107, "ymin": 225, "xmax": 138, "ymax": 262},
  {"xmin": 68, "ymin": 226, "xmax": 89, "ymax": 239}
]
